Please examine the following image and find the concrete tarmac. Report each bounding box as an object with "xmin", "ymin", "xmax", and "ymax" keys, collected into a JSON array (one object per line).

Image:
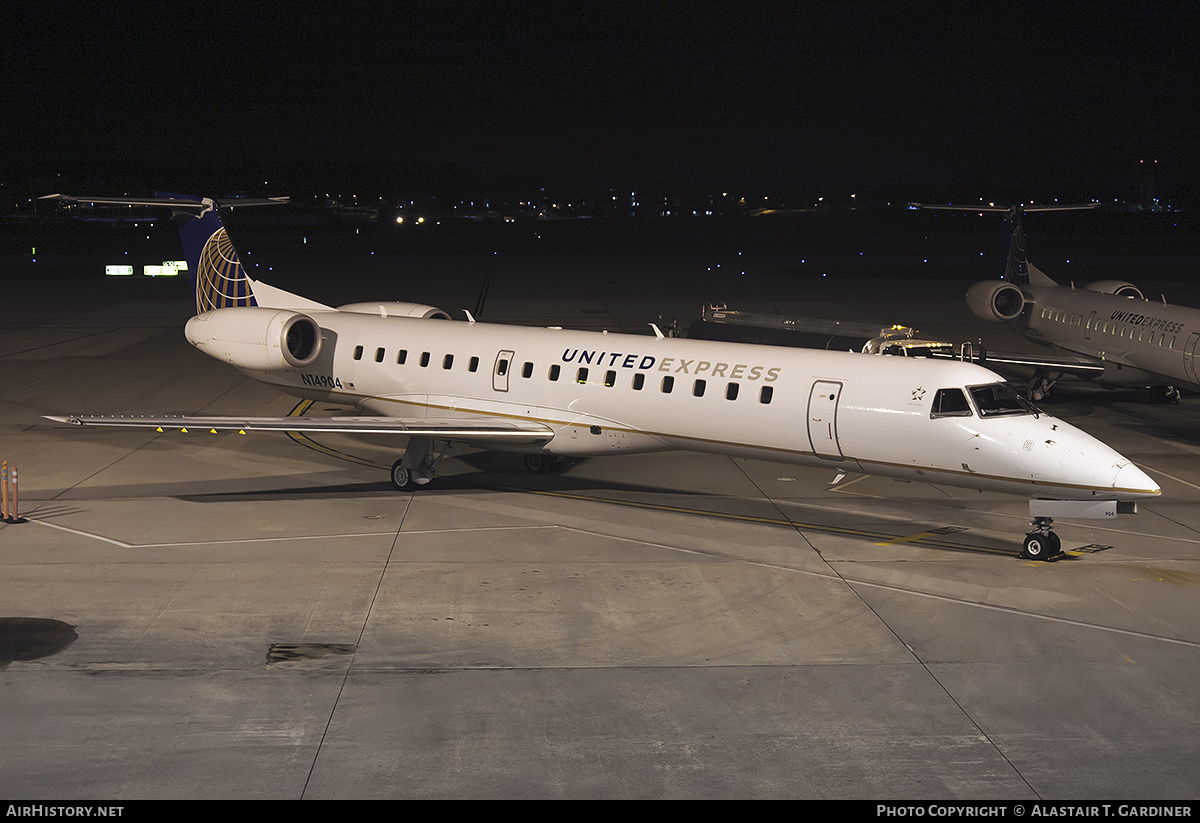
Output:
[{"xmin": 0, "ymin": 255, "xmax": 1197, "ymax": 799}]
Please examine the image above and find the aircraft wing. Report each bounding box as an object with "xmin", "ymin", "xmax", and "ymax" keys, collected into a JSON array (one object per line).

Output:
[
  {"xmin": 932, "ymin": 348, "xmax": 1105, "ymax": 378},
  {"xmin": 44, "ymin": 414, "xmax": 554, "ymax": 445},
  {"xmin": 694, "ymin": 305, "xmax": 1106, "ymax": 378}
]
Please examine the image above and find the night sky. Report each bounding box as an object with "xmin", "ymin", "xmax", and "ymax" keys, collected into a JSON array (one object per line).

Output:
[{"xmin": 4, "ymin": 2, "xmax": 1197, "ymax": 202}]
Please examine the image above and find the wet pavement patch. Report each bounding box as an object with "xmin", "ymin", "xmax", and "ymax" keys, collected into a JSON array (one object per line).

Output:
[
  {"xmin": 266, "ymin": 642, "xmax": 356, "ymax": 666},
  {"xmin": 0, "ymin": 618, "xmax": 78, "ymax": 668}
]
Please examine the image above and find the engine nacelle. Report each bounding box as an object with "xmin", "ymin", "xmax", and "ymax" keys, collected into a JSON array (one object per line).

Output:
[
  {"xmin": 1085, "ymin": 280, "xmax": 1143, "ymax": 299},
  {"xmin": 965, "ymin": 280, "xmax": 1027, "ymax": 323},
  {"xmin": 185, "ymin": 307, "xmax": 322, "ymax": 371},
  {"xmin": 336, "ymin": 302, "xmax": 451, "ymax": 320}
]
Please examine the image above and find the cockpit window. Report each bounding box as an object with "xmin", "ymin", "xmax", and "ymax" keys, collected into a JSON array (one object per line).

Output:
[
  {"xmin": 930, "ymin": 388, "xmax": 973, "ymax": 418},
  {"xmin": 968, "ymin": 382, "xmax": 1036, "ymax": 417}
]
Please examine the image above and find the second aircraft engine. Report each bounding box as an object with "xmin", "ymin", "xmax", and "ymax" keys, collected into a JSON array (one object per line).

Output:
[
  {"xmin": 336, "ymin": 302, "xmax": 452, "ymax": 319},
  {"xmin": 1085, "ymin": 280, "xmax": 1144, "ymax": 299},
  {"xmin": 965, "ymin": 280, "xmax": 1027, "ymax": 323}
]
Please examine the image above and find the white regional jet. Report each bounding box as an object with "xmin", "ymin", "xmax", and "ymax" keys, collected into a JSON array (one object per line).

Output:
[
  {"xmin": 926, "ymin": 203, "xmax": 1199, "ymax": 403},
  {"xmin": 43, "ymin": 194, "xmax": 1160, "ymax": 559}
]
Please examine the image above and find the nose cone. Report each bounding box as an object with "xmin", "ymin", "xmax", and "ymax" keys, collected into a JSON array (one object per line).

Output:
[
  {"xmin": 1048, "ymin": 424, "xmax": 1160, "ymax": 500},
  {"xmin": 1113, "ymin": 460, "xmax": 1160, "ymax": 499},
  {"xmin": 1012, "ymin": 414, "xmax": 1159, "ymax": 500}
]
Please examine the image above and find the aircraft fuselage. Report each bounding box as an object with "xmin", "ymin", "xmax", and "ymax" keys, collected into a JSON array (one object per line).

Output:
[
  {"xmin": 237, "ymin": 311, "xmax": 1155, "ymax": 501},
  {"xmin": 1019, "ymin": 285, "xmax": 1200, "ymax": 391}
]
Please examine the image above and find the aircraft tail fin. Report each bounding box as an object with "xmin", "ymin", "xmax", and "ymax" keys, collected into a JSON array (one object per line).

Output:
[
  {"xmin": 159, "ymin": 192, "xmax": 257, "ymax": 313},
  {"xmin": 1003, "ymin": 219, "xmax": 1030, "ymax": 285},
  {"xmin": 1002, "ymin": 216, "xmax": 1056, "ymax": 286}
]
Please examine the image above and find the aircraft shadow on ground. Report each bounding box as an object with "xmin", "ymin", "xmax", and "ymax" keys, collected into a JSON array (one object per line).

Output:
[{"xmin": 27, "ymin": 463, "xmax": 1020, "ymax": 557}]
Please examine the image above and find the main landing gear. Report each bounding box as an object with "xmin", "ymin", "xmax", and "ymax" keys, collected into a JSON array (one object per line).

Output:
[
  {"xmin": 389, "ymin": 442, "xmax": 568, "ymax": 491},
  {"xmin": 523, "ymin": 453, "xmax": 566, "ymax": 475},
  {"xmin": 1151, "ymin": 384, "xmax": 1181, "ymax": 404},
  {"xmin": 1027, "ymin": 369, "xmax": 1060, "ymax": 403},
  {"xmin": 1021, "ymin": 516, "xmax": 1063, "ymax": 560},
  {"xmin": 390, "ymin": 436, "xmax": 442, "ymax": 491}
]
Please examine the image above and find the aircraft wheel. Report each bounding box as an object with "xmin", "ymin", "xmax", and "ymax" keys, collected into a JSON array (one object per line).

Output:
[
  {"xmin": 1151, "ymin": 385, "xmax": 1181, "ymax": 404},
  {"xmin": 524, "ymin": 454, "xmax": 564, "ymax": 474},
  {"xmin": 391, "ymin": 459, "xmax": 415, "ymax": 491},
  {"xmin": 1021, "ymin": 532, "xmax": 1058, "ymax": 560},
  {"xmin": 524, "ymin": 454, "xmax": 548, "ymax": 474}
]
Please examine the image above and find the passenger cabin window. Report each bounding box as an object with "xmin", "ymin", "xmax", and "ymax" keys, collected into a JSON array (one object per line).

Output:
[
  {"xmin": 759, "ymin": 386, "xmax": 773, "ymax": 404},
  {"xmin": 632, "ymin": 373, "xmax": 645, "ymax": 390},
  {"xmin": 661, "ymin": 375, "xmax": 675, "ymax": 394},
  {"xmin": 604, "ymin": 370, "xmax": 616, "ymax": 387},
  {"xmin": 420, "ymin": 352, "xmax": 430, "ymax": 367},
  {"xmin": 930, "ymin": 388, "xmax": 972, "ymax": 418},
  {"xmin": 353, "ymin": 345, "xmax": 364, "ymax": 360},
  {"xmin": 397, "ymin": 349, "xmax": 407, "ymax": 365},
  {"xmin": 576, "ymin": 367, "xmax": 588, "ymax": 384},
  {"xmin": 548, "ymin": 364, "xmax": 561, "ymax": 381},
  {"xmin": 497, "ymin": 358, "xmax": 509, "ymax": 375},
  {"xmin": 469, "ymin": 356, "xmax": 479, "ymax": 372},
  {"xmin": 726, "ymin": 382, "xmax": 739, "ymax": 401},
  {"xmin": 693, "ymin": 379, "xmax": 706, "ymax": 397},
  {"xmin": 522, "ymin": 362, "xmax": 533, "ymax": 378},
  {"xmin": 375, "ymin": 347, "xmax": 385, "ymax": 363},
  {"xmin": 443, "ymin": 354, "xmax": 454, "ymax": 370}
]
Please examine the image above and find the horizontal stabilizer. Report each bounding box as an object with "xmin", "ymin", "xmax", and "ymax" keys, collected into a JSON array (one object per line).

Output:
[{"xmin": 40, "ymin": 194, "xmax": 288, "ymax": 210}]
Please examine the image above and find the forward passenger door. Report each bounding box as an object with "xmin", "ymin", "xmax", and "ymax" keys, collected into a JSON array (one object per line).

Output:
[{"xmin": 807, "ymin": 380, "xmax": 844, "ymax": 460}]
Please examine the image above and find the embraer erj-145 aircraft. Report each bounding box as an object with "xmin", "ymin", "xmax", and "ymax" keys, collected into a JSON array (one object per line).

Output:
[
  {"xmin": 922, "ymin": 203, "xmax": 1199, "ymax": 403},
  {"xmin": 43, "ymin": 194, "xmax": 1160, "ymax": 559}
]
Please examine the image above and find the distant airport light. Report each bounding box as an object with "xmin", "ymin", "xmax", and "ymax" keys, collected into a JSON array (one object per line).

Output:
[{"xmin": 106, "ymin": 265, "xmax": 134, "ymax": 276}]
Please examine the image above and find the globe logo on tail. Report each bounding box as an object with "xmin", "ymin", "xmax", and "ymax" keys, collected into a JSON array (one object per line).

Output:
[{"xmin": 195, "ymin": 227, "xmax": 257, "ymax": 313}]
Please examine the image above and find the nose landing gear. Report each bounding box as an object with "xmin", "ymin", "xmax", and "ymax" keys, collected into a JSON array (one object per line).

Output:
[{"xmin": 1021, "ymin": 516, "xmax": 1063, "ymax": 560}]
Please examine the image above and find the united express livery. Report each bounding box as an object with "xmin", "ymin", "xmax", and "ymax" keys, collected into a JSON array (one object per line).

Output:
[{"xmin": 42, "ymin": 194, "xmax": 1160, "ymax": 559}]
